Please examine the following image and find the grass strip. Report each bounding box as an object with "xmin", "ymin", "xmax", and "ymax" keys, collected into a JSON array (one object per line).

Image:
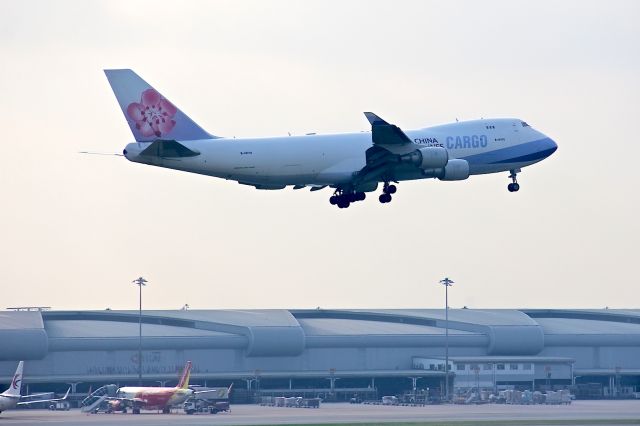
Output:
[{"xmin": 238, "ymin": 420, "xmax": 640, "ymax": 426}]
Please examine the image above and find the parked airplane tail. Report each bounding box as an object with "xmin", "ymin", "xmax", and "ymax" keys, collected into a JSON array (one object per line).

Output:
[
  {"xmin": 177, "ymin": 361, "xmax": 192, "ymax": 389},
  {"xmin": 104, "ymin": 69, "xmax": 216, "ymax": 142},
  {"xmin": 2, "ymin": 361, "xmax": 23, "ymax": 397}
]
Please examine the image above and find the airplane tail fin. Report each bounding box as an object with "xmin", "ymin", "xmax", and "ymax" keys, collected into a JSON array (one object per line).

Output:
[
  {"xmin": 3, "ymin": 361, "xmax": 23, "ymax": 397},
  {"xmin": 177, "ymin": 361, "xmax": 192, "ymax": 390},
  {"xmin": 104, "ymin": 69, "xmax": 217, "ymax": 142}
]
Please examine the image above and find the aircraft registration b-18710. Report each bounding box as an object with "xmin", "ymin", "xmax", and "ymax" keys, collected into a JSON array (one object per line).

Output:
[
  {"xmin": 0, "ymin": 361, "xmax": 70, "ymax": 414},
  {"xmin": 104, "ymin": 69, "xmax": 557, "ymax": 209}
]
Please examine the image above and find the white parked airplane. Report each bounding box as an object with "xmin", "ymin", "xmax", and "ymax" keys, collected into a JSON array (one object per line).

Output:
[
  {"xmin": 0, "ymin": 361, "xmax": 70, "ymax": 414},
  {"xmin": 105, "ymin": 69, "xmax": 557, "ymax": 208}
]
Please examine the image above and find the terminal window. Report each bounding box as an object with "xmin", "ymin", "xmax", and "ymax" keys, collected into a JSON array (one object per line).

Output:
[
  {"xmin": 510, "ymin": 364, "xmax": 518, "ymax": 370},
  {"xmin": 456, "ymin": 364, "xmax": 465, "ymax": 371},
  {"xmin": 523, "ymin": 363, "xmax": 532, "ymax": 370},
  {"xmin": 483, "ymin": 363, "xmax": 492, "ymax": 370},
  {"xmin": 497, "ymin": 364, "xmax": 505, "ymax": 370}
]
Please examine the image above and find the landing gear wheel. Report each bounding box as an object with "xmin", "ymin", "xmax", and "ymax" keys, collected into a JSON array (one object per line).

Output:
[
  {"xmin": 379, "ymin": 193, "xmax": 392, "ymax": 203},
  {"xmin": 507, "ymin": 169, "xmax": 520, "ymax": 193},
  {"xmin": 337, "ymin": 199, "xmax": 350, "ymax": 209},
  {"xmin": 386, "ymin": 184, "xmax": 397, "ymax": 194},
  {"xmin": 133, "ymin": 408, "xmax": 140, "ymax": 414},
  {"xmin": 331, "ymin": 189, "xmax": 367, "ymax": 208}
]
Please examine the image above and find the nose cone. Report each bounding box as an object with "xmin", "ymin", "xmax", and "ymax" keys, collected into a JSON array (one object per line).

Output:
[
  {"xmin": 546, "ymin": 137, "xmax": 558, "ymax": 157},
  {"xmin": 533, "ymin": 129, "xmax": 557, "ymax": 159}
]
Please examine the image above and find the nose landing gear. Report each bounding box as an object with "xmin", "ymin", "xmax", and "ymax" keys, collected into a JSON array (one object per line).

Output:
[
  {"xmin": 507, "ymin": 169, "xmax": 520, "ymax": 192},
  {"xmin": 379, "ymin": 182, "xmax": 397, "ymax": 204}
]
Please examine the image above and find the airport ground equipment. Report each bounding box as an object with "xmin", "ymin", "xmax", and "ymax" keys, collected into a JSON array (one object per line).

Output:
[{"xmin": 183, "ymin": 398, "xmax": 230, "ymax": 414}]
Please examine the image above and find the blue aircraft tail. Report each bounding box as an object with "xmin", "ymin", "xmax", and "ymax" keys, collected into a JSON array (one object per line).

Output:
[{"xmin": 104, "ymin": 69, "xmax": 216, "ymax": 142}]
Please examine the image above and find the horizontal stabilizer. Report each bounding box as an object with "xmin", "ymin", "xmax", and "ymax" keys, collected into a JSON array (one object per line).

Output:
[{"xmin": 140, "ymin": 140, "xmax": 200, "ymax": 158}]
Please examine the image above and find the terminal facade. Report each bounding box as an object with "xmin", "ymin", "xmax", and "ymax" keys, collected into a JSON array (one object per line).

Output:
[{"xmin": 0, "ymin": 308, "xmax": 639, "ymax": 401}]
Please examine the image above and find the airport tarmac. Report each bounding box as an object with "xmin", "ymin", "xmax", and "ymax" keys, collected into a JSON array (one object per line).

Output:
[{"xmin": 0, "ymin": 401, "xmax": 639, "ymax": 426}]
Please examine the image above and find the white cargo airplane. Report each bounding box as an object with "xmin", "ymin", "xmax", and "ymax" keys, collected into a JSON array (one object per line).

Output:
[
  {"xmin": 0, "ymin": 361, "xmax": 70, "ymax": 414},
  {"xmin": 105, "ymin": 70, "xmax": 557, "ymax": 208}
]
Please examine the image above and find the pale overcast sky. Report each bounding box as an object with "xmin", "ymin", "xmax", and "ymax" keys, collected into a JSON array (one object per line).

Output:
[{"xmin": 0, "ymin": 0, "xmax": 638, "ymax": 311}]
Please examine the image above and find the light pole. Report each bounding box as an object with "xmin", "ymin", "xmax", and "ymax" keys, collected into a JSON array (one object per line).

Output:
[
  {"xmin": 439, "ymin": 277, "xmax": 454, "ymax": 402},
  {"xmin": 132, "ymin": 276, "xmax": 147, "ymax": 385}
]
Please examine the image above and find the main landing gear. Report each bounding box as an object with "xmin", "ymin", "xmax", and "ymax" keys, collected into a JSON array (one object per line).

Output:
[
  {"xmin": 329, "ymin": 189, "xmax": 366, "ymax": 209},
  {"xmin": 379, "ymin": 182, "xmax": 396, "ymax": 204},
  {"xmin": 507, "ymin": 169, "xmax": 520, "ymax": 192}
]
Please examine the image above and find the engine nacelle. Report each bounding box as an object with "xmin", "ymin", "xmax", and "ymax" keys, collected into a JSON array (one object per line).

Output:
[
  {"xmin": 401, "ymin": 147, "xmax": 448, "ymax": 169},
  {"xmin": 438, "ymin": 159, "xmax": 470, "ymax": 181}
]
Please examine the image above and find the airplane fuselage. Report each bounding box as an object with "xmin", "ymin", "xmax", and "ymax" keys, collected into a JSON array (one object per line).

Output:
[
  {"xmin": 0, "ymin": 395, "xmax": 19, "ymax": 412},
  {"xmin": 123, "ymin": 118, "xmax": 557, "ymax": 189},
  {"xmin": 115, "ymin": 386, "xmax": 193, "ymax": 410}
]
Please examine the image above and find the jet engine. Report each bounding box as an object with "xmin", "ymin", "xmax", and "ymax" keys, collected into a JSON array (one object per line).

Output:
[
  {"xmin": 438, "ymin": 159, "xmax": 470, "ymax": 181},
  {"xmin": 400, "ymin": 147, "xmax": 448, "ymax": 169}
]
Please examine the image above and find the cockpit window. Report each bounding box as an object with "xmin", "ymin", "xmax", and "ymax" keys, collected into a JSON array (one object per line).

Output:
[{"xmin": 521, "ymin": 121, "xmax": 530, "ymax": 127}]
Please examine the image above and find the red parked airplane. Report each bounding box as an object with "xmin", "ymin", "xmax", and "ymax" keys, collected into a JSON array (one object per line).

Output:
[{"xmin": 105, "ymin": 361, "xmax": 227, "ymax": 414}]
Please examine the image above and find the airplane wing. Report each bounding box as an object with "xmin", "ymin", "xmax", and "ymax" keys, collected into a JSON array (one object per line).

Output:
[
  {"xmin": 364, "ymin": 112, "xmax": 413, "ymax": 145},
  {"xmin": 192, "ymin": 387, "xmax": 231, "ymax": 398},
  {"xmin": 17, "ymin": 388, "xmax": 70, "ymax": 406},
  {"xmin": 291, "ymin": 185, "xmax": 327, "ymax": 191},
  {"xmin": 352, "ymin": 113, "xmax": 414, "ymax": 185},
  {"xmin": 354, "ymin": 144, "xmax": 399, "ymax": 185},
  {"xmin": 18, "ymin": 392, "xmax": 51, "ymax": 398}
]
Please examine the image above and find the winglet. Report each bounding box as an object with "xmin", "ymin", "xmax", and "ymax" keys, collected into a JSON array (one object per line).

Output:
[
  {"xmin": 363, "ymin": 112, "xmax": 412, "ymax": 145},
  {"xmin": 364, "ymin": 112, "xmax": 389, "ymax": 126}
]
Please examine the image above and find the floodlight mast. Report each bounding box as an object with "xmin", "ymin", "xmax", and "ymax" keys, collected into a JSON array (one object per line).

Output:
[
  {"xmin": 132, "ymin": 276, "xmax": 148, "ymax": 385},
  {"xmin": 439, "ymin": 277, "xmax": 454, "ymax": 402}
]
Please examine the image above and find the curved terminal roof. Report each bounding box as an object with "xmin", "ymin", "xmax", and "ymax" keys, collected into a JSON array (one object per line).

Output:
[
  {"xmin": 297, "ymin": 318, "xmax": 476, "ymax": 336},
  {"xmin": 1, "ymin": 308, "xmax": 640, "ymax": 360}
]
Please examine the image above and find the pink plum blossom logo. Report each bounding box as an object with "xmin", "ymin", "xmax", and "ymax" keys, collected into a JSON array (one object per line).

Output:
[{"xmin": 126, "ymin": 89, "xmax": 177, "ymax": 138}]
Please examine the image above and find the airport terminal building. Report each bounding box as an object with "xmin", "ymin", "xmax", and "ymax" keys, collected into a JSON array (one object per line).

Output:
[{"xmin": 1, "ymin": 308, "xmax": 639, "ymax": 401}]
